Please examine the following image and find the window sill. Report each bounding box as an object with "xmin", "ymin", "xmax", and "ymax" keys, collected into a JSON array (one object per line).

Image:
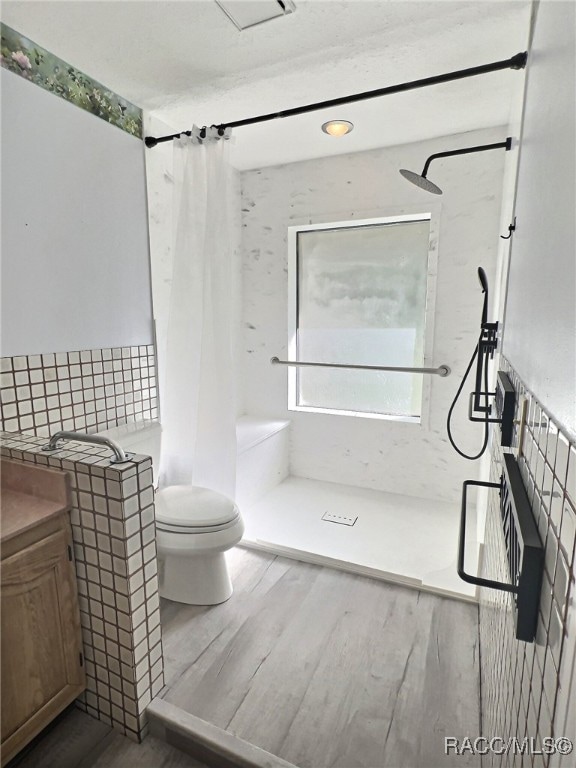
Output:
[{"xmin": 288, "ymin": 404, "xmax": 421, "ymax": 424}]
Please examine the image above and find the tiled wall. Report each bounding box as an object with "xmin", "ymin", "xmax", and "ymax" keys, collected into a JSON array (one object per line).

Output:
[
  {"xmin": 0, "ymin": 345, "xmax": 158, "ymax": 437},
  {"xmin": 480, "ymin": 358, "xmax": 576, "ymax": 766},
  {"xmin": 0, "ymin": 431, "xmax": 164, "ymax": 741}
]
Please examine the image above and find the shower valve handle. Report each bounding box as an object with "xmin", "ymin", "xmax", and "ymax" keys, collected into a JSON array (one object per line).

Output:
[{"xmin": 480, "ymin": 321, "xmax": 499, "ymax": 357}]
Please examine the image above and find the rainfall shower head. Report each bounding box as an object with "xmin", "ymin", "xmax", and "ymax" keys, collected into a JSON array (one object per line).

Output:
[
  {"xmin": 400, "ymin": 137, "xmax": 512, "ymax": 195},
  {"xmin": 399, "ymin": 168, "xmax": 443, "ymax": 195}
]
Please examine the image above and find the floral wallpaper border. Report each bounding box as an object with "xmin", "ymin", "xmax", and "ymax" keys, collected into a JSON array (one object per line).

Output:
[{"xmin": 1, "ymin": 23, "xmax": 142, "ymax": 139}]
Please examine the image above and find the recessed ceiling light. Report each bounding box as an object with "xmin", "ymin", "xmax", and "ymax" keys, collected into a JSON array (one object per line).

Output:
[{"xmin": 321, "ymin": 120, "xmax": 354, "ymax": 137}]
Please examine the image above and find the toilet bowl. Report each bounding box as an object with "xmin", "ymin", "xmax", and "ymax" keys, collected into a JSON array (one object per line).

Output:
[{"xmin": 154, "ymin": 485, "xmax": 244, "ymax": 605}]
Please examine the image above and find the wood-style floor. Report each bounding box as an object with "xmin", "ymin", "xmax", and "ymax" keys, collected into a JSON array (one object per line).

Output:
[
  {"xmin": 160, "ymin": 547, "xmax": 481, "ymax": 768},
  {"xmin": 9, "ymin": 707, "xmax": 207, "ymax": 768}
]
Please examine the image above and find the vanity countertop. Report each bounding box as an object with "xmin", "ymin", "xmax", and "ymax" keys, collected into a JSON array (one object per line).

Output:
[{"xmin": 1, "ymin": 459, "xmax": 70, "ymax": 544}]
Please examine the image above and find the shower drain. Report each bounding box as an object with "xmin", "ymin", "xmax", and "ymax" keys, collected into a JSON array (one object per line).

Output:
[{"xmin": 321, "ymin": 512, "xmax": 358, "ymax": 526}]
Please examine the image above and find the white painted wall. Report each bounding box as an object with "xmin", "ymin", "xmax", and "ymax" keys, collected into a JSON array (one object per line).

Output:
[
  {"xmin": 499, "ymin": 2, "xmax": 576, "ymax": 762},
  {"xmin": 143, "ymin": 113, "xmax": 177, "ymax": 413},
  {"xmin": 502, "ymin": 0, "xmax": 576, "ymax": 438},
  {"xmin": 476, "ymin": 5, "xmax": 533, "ymax": 543},
  {"xmin": 241, "ymin": 128, "xmax": 507, "ymax": 502},
  {"xmin": 143, "ymin": 112, "xmax": 244, "ymax": 418},
  {"xmin": 0, "ymin": 69, "xmax": 153, "ymax": 356}
]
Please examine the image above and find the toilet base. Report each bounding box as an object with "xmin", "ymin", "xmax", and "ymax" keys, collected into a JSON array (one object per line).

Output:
[{"xmin": 159, "ymin": 551, "xmax": 233, "ymax": 605}]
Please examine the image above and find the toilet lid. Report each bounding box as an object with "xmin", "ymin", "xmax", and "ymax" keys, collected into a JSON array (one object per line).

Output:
[{"xmin": 155, "ymin": 485, "xmax": 238, "ymax": 529}]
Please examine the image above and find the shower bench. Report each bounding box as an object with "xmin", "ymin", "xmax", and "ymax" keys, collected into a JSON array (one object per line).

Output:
[
  {"xmin": 236, "ymin": 416, "xmax": 290, "ymax": 508},
  {"xmin": 96, "ymin": 416, "xmax": 290, "ymax": 506}
]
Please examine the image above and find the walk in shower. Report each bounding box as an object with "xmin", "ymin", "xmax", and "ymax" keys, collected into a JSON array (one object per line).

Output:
[{"xmin": 144, "ymin": 52, "xmax": 527, "ymax": 603}]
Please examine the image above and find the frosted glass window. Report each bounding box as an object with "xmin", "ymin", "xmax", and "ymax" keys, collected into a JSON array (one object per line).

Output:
[{"xmin": 293, "ymin": 217, "xmax": 431, "ymax": 418}]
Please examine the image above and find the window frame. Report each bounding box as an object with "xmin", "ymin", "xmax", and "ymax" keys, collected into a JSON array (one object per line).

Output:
[{"xmin": 287, "ymin": 210, "xmax": 440, "ymax": 424}]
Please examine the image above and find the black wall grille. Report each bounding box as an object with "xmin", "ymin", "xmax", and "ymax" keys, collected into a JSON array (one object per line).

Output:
[
  {"xmin": 458, "ymin": 453, "xmax": 544, "ymax": 642},
  {"xmin": 495, "ymin": 371, "xmax": 516, "ymax": 447},
  {"xmin": 501, "ymin": 453, "xmax": 544, "ymax": 641}
]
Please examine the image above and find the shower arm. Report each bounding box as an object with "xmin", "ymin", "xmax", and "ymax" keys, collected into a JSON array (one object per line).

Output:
[
  {"xmin": 420, "ymin": 138, "xmax": 513, "ymax": 179},
  {"xmin": 270, "ymin": 357, "xmax": 451, "ymax": 377}
]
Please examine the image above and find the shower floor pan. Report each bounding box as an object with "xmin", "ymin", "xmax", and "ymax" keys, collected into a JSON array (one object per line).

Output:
[
  {"xmin": 240, "ymin": 476, "xmax": 478, "ymax": 600},
  {"xmin": 156, "ymin": 548, "xmax": 480, "ymax": 768}
]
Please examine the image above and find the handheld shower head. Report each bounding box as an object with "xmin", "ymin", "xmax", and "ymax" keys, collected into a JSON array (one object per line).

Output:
[
  {"xmin": 477, "ymin": 267, "xmax": 488, "ymax": 294},
  {"xmin": 478, "ymin": 267, "xmax": 489, "ymax": 326},
  {"xmin": 446, "ymin": 265, "xmax": 498, "ymax": 461}
]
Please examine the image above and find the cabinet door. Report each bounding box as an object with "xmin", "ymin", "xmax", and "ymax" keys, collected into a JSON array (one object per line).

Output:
[{"xmin": 1, "ymin": 526, "xmax": 85, "ymax": 763}]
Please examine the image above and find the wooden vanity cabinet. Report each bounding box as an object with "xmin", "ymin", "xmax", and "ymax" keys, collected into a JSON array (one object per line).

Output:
[{"xmin": 1, "ymin": 461, "xmax": 86, "ymax": 766}]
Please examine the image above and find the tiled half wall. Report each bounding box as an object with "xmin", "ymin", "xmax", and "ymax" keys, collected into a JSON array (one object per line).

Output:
[
  {"xmin": 1, "ymin": 431, "xmax": 164, "ymax": 741},
  {"xmin": 0, "ymin": 345, "xmax": 157, "ymax": 437},
  {"xmin": 480, "ymin": 358, "xmax": 576, "ymax": 767}
]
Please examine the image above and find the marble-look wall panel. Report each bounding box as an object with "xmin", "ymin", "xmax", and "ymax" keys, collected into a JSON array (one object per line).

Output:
[
  {"xmin": 1, "ymin": 431, "xmax": 164, "ymax": 741},
  {"xmin": 479, "ymin": 358, "xmax": 576, "ymax": 767},
  {"xmin": 240, "ymin": 127, "xmax": 506, "ymax": 502}
]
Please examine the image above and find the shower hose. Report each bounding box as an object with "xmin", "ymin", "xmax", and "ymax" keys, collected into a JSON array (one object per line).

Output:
[{"xmin": 446, "ymin": 330, "xmax": 491, "ymax": 460}]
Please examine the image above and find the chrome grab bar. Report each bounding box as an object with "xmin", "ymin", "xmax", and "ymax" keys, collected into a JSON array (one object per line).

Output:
[
  {"xmin": 270, "ymin": 357, "xmax": 451, "ymax": 377},
  {"xmin": 42, "ymin": 431, "xmax": 134, "ymax": 464}
]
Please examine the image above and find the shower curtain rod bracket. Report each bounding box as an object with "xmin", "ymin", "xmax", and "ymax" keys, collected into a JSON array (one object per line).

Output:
[
  {"xmin": 144, "ymin": 52, "xmax": 527, "ymax": 148},
  {"xmin": 509, "ymin": 51, "xmax": 528, "ymax": 69}
]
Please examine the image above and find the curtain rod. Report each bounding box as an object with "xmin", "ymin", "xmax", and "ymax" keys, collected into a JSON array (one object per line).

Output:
[{"xmin": 144, "ymin": 51, "xmax": 527, "ymax": 148}]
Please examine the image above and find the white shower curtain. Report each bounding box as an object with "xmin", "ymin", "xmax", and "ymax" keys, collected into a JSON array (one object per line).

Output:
[{"xmin": 158, "ymin": 126, "xmax": 236, "ymax": 499}]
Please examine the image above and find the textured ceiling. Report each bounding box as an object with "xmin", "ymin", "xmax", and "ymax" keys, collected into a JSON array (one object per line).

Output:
[{"xmin": 2, "ymin": 0, "xmax": 533, "ymax": 168}]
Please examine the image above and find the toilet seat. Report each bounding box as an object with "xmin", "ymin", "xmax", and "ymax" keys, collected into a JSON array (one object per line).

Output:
[
  {"xmin": 156, "ymin": 514, "xmax": 241, "ymax": 535},
  {"xmin": 155, "ymin": 485, "xmax": 239, "ymax": 533}
]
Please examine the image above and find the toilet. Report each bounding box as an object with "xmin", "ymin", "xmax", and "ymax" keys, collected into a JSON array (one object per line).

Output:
[
  {"xmin": 94, "ymin": 421, "xmax": 244, "ymax": 605},
  {"xmin": 154, "ymin": 485, "xmax": 244, "ymax": 605}
]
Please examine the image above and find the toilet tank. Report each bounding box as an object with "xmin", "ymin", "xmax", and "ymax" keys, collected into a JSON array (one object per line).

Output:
[{"xmin": 97, "ymin": 420, "xmax": 162, "ymax": 481}]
